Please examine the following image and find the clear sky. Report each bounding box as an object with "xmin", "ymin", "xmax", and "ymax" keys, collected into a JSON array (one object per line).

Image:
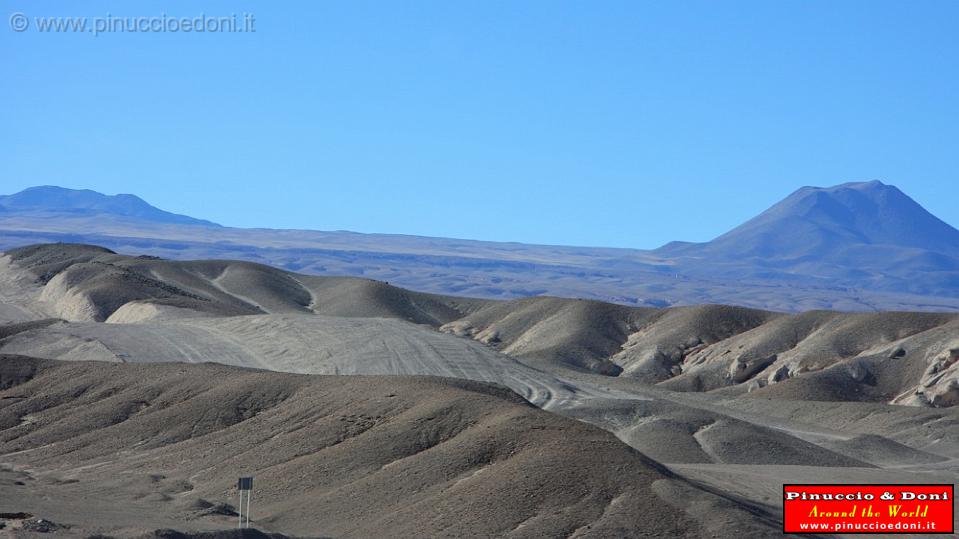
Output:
[{"xmin": 3, "ymin": 1, "xmax": 957, "ymax": 248}]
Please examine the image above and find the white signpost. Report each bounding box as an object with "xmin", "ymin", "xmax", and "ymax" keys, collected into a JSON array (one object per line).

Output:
[{"xmin": 237, "ymin": 476, "xmax": 254, "ymax": 529}]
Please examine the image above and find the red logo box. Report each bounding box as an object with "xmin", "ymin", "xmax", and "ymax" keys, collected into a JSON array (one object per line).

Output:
[{"xmin": 783, "ymin": 484, "xmax": 954, "ymax": 534}]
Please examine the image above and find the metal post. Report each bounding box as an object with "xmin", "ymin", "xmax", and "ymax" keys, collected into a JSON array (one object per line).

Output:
[
  {"xmin": 237, "ymin": 476, "xmax": 254, "ymax": 529},
  {"xmin": 246, "ymin": 486, "xmax": 252, "ymax": 528}
]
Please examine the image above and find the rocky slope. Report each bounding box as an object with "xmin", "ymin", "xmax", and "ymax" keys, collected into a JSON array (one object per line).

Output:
[
  {"xmin": 0, "ymin": 357, "xmax": 785, "ymax": 538},
  {"xmin": 2, "ymin": 243, "xmax": 957, "ymax": 408}
]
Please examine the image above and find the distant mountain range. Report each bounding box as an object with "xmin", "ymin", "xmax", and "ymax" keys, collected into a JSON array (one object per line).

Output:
[
  {"xmin": 2, "ymin": 182, "xmax": 958, "ymax": 312},
  {"xmin": 0, "ymin": 186, "xmax": 219, "ymax": 227}
]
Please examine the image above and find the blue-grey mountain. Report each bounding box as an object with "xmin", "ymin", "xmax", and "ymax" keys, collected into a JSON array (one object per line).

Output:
[
  {"xmin": 0, "ymin": 186, "xmax": 219, "ymax": 227},
  {"xmin": 1, "ymin": 182, "xmax": 957, "ymax": 312}
]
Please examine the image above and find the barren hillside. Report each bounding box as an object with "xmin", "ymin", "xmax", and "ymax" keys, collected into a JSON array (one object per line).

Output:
[
  {"xmin": 2, "ymin": 243, "xmax": 957, "ymax": 407},
  {"xmin": 0, "ymin": 357, "xmax": 784, "ymax": 538},
  {"xmin": 2, "ymin": 244, "xmax": 959, "ymax": 537}
]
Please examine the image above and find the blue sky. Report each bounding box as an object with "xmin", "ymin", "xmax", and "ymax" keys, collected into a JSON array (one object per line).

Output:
[{"xmin": 3, "ymin": 1, "xmax": 957, "ymax": 248}]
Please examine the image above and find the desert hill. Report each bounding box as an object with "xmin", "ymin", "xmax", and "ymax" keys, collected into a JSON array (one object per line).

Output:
[
  {"xmin": 0, "ymin": 243, "xmax": 486, "ymax": 325},
  {"xmin": 3, "ymin": 244, "xmax": 957, "ymax": 467},
  {"xmin": 3, "ymin": 244, "xmax": 959, "ymax": 536},
  {"xmin": 2, "ymin": 243, "xmax": 958, "ymax": 408},
  {"xmin": 0, "ymin": 356, "xmax": 785, "ymax": 538}
]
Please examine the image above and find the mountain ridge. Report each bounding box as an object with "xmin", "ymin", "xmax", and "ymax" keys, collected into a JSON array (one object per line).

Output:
[
  {"xmin": 1, "ymin": 182, "xmax": 958, "ymax": 312},
  {"xmin": 0, "ymin": 186, "xmax": 220, "ymax": 227},
  {"xmin": 658, "ymin": 180, "xmax": 959, "ymax": 256},
  {"xmin": 711, "ymin": 180, "xmax": 959, "ymax": 255}
]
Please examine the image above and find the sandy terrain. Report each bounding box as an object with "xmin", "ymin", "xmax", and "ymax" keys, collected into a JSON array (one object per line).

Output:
[
  {"xmin": 1, "ymin": 244, "xmax": 958, "ymax": 537},
  {"xmin": 0, "ymin": 357, "xmax": 785, "ymax": 538},
  {"xmin": 3, "ymin": 244, "xmax": 957, "ymax": 407}
]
